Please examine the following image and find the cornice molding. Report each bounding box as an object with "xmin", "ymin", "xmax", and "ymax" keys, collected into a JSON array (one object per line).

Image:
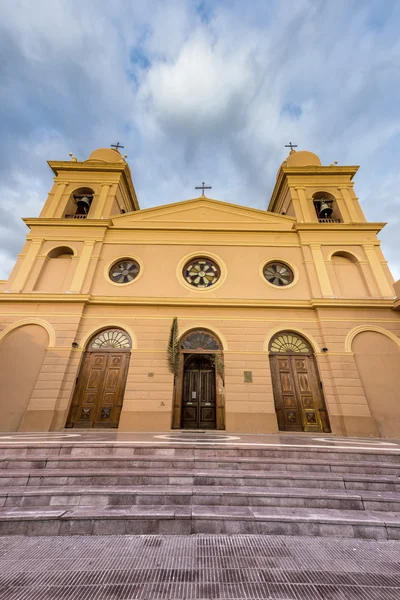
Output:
[
  {"xmin": 295, "ymin": 222, "xmax": 386, "ymax": 233},
  {"xmin": 23, "ymin": 218, "xmax": 112, "ymax": 228},
  {"xmin": 0, "ymin": 293, "xmax": 394, "ymax": 310}
]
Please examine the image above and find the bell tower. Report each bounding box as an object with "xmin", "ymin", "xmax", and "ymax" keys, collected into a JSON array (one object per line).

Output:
[
  {"xmin": 269, "ymin": 149, "xmax": 365, "ymax": 224},
  {"xmin": 268, "ymin": 148, "xmax": 394, "ymax": 300},
  {"xmin": 4, "ymin": 147, "xmax": 140, "ymax": 295},
  {"xmin": 40, "ymin": 147, "xmax": 139, "ymax": 220}
]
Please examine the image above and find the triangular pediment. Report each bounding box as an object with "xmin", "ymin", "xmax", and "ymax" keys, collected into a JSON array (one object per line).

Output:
[{"xmin": 111, "ymin": 197, "xmax": 295, "ymax": 231}]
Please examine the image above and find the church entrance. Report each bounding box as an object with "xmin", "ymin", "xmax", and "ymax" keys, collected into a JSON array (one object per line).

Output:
[
  {"xmin": 181, "ymin": 355, "xmax": 216, "ymax": 429},
  {"xmin": 66, "ymin": 328, "xmax": 131, "ymax": 428},
  {"xmin": 269, "ymin": 332, "xmax": 330, "ymax": 433},
  {"xmin": 172, "ymin": 329, "xmax": 225, "ymax": 430}
]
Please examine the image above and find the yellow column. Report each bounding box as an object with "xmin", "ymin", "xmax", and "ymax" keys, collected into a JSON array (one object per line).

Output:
[
  {"xmin": 69, "ymin": 241, "xmax": 95, "ymax": 293},
  {"xmin": 295, "ymin": 187, "xmax": 313, "ymax": 222},
  {"xmin": 291, "ymin": 189, "xmax": 305, "ymax": 222},
  {"xmin": 335, "ymin": 195, "xmax": 351, "ymax": 222},
  {"xmin": 309, "ymin": 243, "xmax": 334, "ymax": 297},
  {"xmin": 92, "ymin": 183, "xmax": 110, "ymax": 218},
  {"xmin": 10, "ymin": 239, "xmax": 42, "ymax": 292},
  {"xmin": 338, "ymin": 186, "xmax": 361, "ymax": 222},
  {"xmin": 46, "ymin": 182, "xmax": 68, "ymax": 218},
  {"xmin": 363, "ymin": 244, "xmax": 394, "ymax": 297}
]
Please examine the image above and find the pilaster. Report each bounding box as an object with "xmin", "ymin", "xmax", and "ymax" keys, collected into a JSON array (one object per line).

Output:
[
  {"xmin": 295, "ymin": 187, "xmax": 312, "ymax": 222},
  {"xmin": 363, "ymin": 244, "xmax": 394, "ymax": 298},
  {"xmin": 309, "ymin": 244, "xmax": 334, "ymax": 297},
  {"xmin": 48, "ymin": 182, "xmax": 69, "ymax": 218},
  {"xmin": 338, "ymin": 186, "xmax": 363, "ymax": 223},
  {"xmin": 92, "ymin": 183, "xmax": 111, "ymax": 218},
  {"xmin": 9, "ymin": 239, "xmax": 43, "ymax": 293},
  {"xmin": 69, "ymin": 241, "xmax": 96, "ymax": 293}
]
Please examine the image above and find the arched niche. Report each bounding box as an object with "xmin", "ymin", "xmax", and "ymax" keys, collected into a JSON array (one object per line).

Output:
[
  {"xmin": 312, "ymin": 191, "xmax": 342, "ymax": 222},
  {"xmin": 63, "ymin": 187, "xmax": 94, "ymax": 219},
  {"xmin": 352, "ymin": 330, "xmax": 400, "ymax": 438},
  {"xmin": 47, "ymin": 246, "xmax": 74, "ymax": 259},
  {"xmin": 0, "ymin": 324, "xmax": 49, "ymax": 431},
  {"xmin": 330, "ymin": 251, "xmax": 370, "ymax": 298},
  {"xmin": 34, "ymin": 246, "xmax": 76, "ymax": 293},
  {"xmin": 269, "ymin": 331, "xmax": 331, "ymax": 433},
  {"xmin": 66, "ymin": 327, "xmax": 132, "ymax": 429}
]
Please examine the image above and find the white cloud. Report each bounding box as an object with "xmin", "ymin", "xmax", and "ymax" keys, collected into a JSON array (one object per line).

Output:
[{"xmin": 0, "ymin": 0, "xmax": 399, "ymax": 282}]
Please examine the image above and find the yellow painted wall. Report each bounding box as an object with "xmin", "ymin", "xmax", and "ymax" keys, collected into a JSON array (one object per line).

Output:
[{"xmin": 0, "ymin": 147, "xmax": 399, "ymax": 436}]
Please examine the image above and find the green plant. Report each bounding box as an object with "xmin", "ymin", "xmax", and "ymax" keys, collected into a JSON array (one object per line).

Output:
[
  {"xmin": 167, "ymin": 317, "xmax": 179, "ymax": 377},
  {"xmin": 210, "ymin": 352, "xmax": 225, "ymax": 384}
]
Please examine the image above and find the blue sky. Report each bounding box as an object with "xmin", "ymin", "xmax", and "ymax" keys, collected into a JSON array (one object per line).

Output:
[{"xmin": 0, "ymin": 0, "xmax": 399, "ymax": 280}]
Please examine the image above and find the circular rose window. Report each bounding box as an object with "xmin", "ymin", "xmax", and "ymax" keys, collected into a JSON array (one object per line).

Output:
[
  {"xmin": 109, "ymin": 259, "xmax": 140, "ymax": 284},
  {"xmin": 183, "ymin": 257, "xmax": 220, "ymax": 288},
  {"xmin": 263, "ymin": 262, "xmax": 294, "ymax": 286}
]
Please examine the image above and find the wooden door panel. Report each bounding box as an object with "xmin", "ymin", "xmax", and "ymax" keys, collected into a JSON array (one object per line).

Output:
[
  {"xmin": 66, "ymin": 351, "xmax": 129, "ymax": 429},
  {"xmin": 181, "ymin": 356, "xmax": 216, "ymax": 429},
  {"xmin": 291, "ymin": 356, "xmax": 322, "ymax": 432},
  {"xmin": 199, "ymin": 370, "xmax": 216, "ymax": 429},
  {"xmin": 270, "ymin": 355, "xmax": 302, "ymax": 431},
  {"xmin": 182, "ymin": 370, "xmax": 199, "ymax": 428},
  {"xmin": 94, "ymin": 353, "xmax": 130, "ymax": 428}
]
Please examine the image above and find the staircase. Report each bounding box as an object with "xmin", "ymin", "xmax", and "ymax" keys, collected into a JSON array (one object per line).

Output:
[{"xmin": 1, "ymin": 438, "xmax": 400, "ymax": 539}]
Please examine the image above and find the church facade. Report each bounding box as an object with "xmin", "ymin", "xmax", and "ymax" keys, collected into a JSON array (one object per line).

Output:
[{"xmin": 0, "ymin": 147, "xmax": 399, "ymax": 437}]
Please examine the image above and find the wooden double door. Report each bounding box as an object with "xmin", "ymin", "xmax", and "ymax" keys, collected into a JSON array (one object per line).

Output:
[
  {"xmin": 66, "ymin": 351, "xmax": 130, "ymax": 428},
  {"xmin": 270, "ymin": 353, "xmax": 330, "ymax": 433},
  {"xmin": 181, "ymin": 355, "xmax": 216, "ymax": 429}
]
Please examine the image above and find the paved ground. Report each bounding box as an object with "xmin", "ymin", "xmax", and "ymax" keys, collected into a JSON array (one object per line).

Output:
[
  {"xmin": 1, "ymin": 430, "xmax": 400, "ymax": 453},
  {"xmin": 1, "ymin": 534, "xmax": 400, "ymax": 599}
]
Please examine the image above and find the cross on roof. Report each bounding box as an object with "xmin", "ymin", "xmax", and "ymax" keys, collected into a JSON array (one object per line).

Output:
[
  {"xmin": 111, "ymin": 142, "xmax": 124, "ymax": 151},
  {"xmin": 285, "ymin": 142, "xmax": 298, "ymax": 152},
  {"xmin": 195, "ymin": 182, "xmax": 212, "ymax": 196}
]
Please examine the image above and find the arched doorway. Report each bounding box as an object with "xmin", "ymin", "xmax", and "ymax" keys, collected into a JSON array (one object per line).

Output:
[
  {"xmin": 66, "ymin": 328, "xmax": 131, "ymax": 428},
  {"xmin": 269, "ymin": 332, "xmax": 330, "ymax": 433},
  {"xmin": 172, "ymin": 329, "xmax": 225, "ymax": 430}
]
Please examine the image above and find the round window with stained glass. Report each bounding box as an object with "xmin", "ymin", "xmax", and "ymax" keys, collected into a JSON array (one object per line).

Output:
[
  {"xmin": 183, "ymin": 257, "xmax": 220, "ymax": 288},
  {"xmin": 109, "ymin": 259, "xmax": 140, "ymax": 284},
  {"xmin": 263, "ymin": 261, "xmax": 294, "ymax": 287}
]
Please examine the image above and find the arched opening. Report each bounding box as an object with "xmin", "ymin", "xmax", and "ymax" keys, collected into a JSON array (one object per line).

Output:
[
  {"xmin": 331, "ymin": 251, "xmax": 370, "ymax": 298},
  {"xmin": 172, "ymin": 329, "xmax": 225, "ymax": 430},
  {"xmin": 63, "ymin": 187, "xmax": 94, "ymax": 219},
  {"xmin": 34, "ymin": 246, "xmax": 75, "ymax": 293},
  {"xmin": 47, "ymin": 246, "xmax": 74, "ymax": 259},
  {"xmin": 353, "ymin": 331, "xmax": 400, "ymax": 438},
  {"xmin": 66, "ymin": 328, "xmax": 131, "ymax": 429},
  {"xmin": 269, "ymin": 331, "xmax": 330, "ymax": 432},
  {"xmin": 0, "ymin": 324, "xmax": 49, "ymax": 431},
  {"xmin": 312, "ymin": 191, "xmax": 342, "ymax": 223}
]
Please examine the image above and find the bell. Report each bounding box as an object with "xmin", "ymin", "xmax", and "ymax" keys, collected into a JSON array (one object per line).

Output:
[
  {"xmin": 318, "ymin": 200, "xmax": 333, "ymax": 218},
  {"xmin": 77, "ymin": 196, "xmax": 91, "ymax": 212}
]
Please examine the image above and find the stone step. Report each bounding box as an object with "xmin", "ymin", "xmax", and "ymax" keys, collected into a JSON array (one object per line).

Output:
[
  {"xmin": 2, "ymin": 443, "xmax": 400, "ymax": 463},
  {"xmin": 2, "ymin": 455, "xmax": 400, "ymax": 475},
  {"xmin": 2, "ymin": 485, "xmax": 400, "ymax": 511},
  {"xmin": 0, "ymin": 503, "xmax": 399, "ymax": 539},
  {"xmin": 1, "ymin": 468, "xmax": 400, "ymax": 491}
]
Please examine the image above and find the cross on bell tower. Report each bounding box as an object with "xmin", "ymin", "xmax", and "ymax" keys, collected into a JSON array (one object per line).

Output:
[{"xmin": 285, "ymin": 142, "xmax": 298, "ymax": 153}]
